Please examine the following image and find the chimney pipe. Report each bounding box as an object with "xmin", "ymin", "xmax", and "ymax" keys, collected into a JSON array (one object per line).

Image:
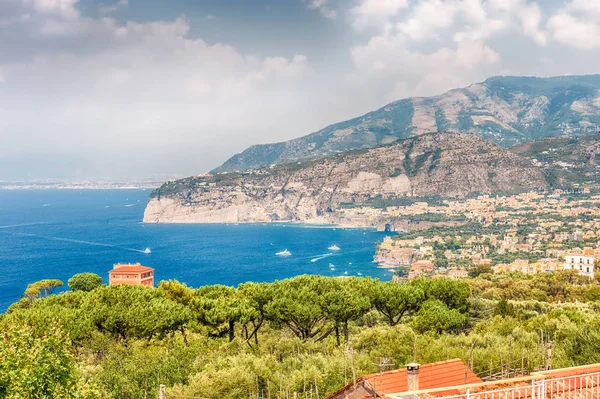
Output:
[{"xmin": 406, "ymin": 362, "xmax": 421, "ymax": 391}]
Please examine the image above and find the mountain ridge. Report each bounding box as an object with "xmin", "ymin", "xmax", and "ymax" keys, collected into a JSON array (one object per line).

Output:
[
  {"xmin": 213, "ymin": 74, "xmax": 600, "ymax": 173},
  {"xmin": 144, "ymin": 132, "xmax": 548, "ymax": 224}
]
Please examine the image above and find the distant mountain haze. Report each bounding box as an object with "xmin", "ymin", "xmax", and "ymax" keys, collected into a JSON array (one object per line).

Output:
[{"xmin": 213, "ymin": 75, "xmax": 600, "ymax": 173}]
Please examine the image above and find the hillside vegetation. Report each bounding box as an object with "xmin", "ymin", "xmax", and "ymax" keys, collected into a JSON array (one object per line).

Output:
[
  {"xmin": 511, "ymin": 133, "xmax": 600, "ymax": 187},
  {"xmin": 4, "ymin": 272, "xmax": 600, "ymax": 398}
]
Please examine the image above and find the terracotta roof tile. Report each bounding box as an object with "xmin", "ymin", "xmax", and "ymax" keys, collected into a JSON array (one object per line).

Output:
[
  {"xmin": 111, "ymin": 265, "xmax": 154, "ymax": 274},
  {"xmin": 363, "ymin": 359, "xmax": 482, "ymax": 397}
]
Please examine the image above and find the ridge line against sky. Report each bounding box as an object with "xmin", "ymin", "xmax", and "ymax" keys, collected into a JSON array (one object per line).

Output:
[{"xmin": 0, "ymin": 0, "xmax": 598, "ymax": 179}]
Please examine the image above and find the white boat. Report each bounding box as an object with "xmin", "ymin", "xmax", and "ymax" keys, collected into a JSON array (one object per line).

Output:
[
  {"xmin": 143, "ymin": 247, "xmax": 152, "ymax": 254},
  {"xmin": 276, "ymin": 249, "xmax": 291, "ymax": 257},
  {"xmin": 328, "ymin": 245, "xmax": 341, "ymax": 251}
]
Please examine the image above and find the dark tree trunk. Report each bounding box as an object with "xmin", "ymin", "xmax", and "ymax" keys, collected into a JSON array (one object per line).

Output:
[
  {"xmin": 315, "ymin": 326, "xmax": 336, "ymax": 342},
  {"xmin": 335, "ymin": 324, "xmax": 340, "ymax": 347},
  {"xmin": 244, "ymin": 318, "xmax": 264, "ymax": 346},
  {"xmin": 229, "ymin": 319, "xmax": 235, "ymax": 342}
]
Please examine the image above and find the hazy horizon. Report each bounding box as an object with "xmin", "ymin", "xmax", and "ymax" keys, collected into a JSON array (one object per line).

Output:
[{"xmin": 2, "ymin": 0, "xmax": 599, "ymax": 179}]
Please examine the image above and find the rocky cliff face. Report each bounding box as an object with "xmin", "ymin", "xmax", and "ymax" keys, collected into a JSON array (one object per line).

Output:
[
  {"xmin": 213, "ymin": 75, "xmax": 600, "ymax": 173},
  {"xmin": 144, "ymin": 132, "xmax": 547, "ymax": 224}
]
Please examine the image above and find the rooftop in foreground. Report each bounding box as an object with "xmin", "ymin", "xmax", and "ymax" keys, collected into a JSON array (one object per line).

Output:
[
  {"xmin": 384, "ymin": 363, "xmax": 600, "ymax": 399},
  {"xmin": 327, "ymin": 359, "xmax": 481, "ymax": 399}
]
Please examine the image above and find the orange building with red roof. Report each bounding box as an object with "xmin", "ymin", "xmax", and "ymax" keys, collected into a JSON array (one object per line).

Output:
[
  {"xmin": 109, "ymin": 263, "xmax": 154, "ymax": 287},
  {"xmin": 326, "ymin": 359, "xmax": 481, "ymax": 399}
]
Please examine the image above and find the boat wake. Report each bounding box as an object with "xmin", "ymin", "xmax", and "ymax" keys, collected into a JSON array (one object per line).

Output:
[
  {"xmin": 0, "ymin": 222, "xmax": 44, "ymax": 229},
  {"xmin": 8, "ymin": 232, "xmax": 149, "ymax": 253},
  {"xmin": 310, "ymin": 253, "xmax": 334, "ymax": 263}
]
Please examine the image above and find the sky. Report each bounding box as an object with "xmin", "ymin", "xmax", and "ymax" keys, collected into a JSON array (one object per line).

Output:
[{"xmin": 1, "ymin": 0, "xmax": 600, "ymax": 180}]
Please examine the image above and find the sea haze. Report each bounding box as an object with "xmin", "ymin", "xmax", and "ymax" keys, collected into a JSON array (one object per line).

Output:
[{"xmin": 0, "ymin": 189, "xmax": 392, "ymax": 312}]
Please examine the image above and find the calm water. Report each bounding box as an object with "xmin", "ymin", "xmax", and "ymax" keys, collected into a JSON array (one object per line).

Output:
[{"xmin": 0, "ymin": 189, "xmax": 392, "ymax": 312}]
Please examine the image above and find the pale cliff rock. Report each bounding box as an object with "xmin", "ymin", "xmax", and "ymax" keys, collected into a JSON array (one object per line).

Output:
[{"xmin": 143, "ymin": 132, "xmax": 548, "ymax": 224}]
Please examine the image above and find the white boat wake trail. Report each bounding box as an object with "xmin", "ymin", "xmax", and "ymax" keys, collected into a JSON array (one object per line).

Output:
[
  {"xmin": 309, "ymin": 253, "xmax": 334, "ymax": 263},
  {"xmin": 0, "ymin": 222, "xmax": 45, "ymax": 229},
  {"xmin": 7, "ymin": 232, "xmax": 148, "ymax": 253}
]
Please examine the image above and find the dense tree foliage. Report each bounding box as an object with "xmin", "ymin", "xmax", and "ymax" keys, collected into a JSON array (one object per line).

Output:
[
  {"xmin": 4, "ymin": 272, "xmax": 600, "ymax": 398},
  {"xmin": 372, "ymin": 281, "xmax": 424, "ymax": 326},
  {"xmin": 0, "ymin": 323, "xmax": 77, "ymax": 398},
  {"xmin": 24, "ymin": 279, "xmax": 64, "ymax": 300},
  {"xmin": 67, "ymin": 273, "xmax": 102, "ymax": 292}
]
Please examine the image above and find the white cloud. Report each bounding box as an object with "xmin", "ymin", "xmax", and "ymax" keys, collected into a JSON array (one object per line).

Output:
[
  {"xmin": 326, "ymin": 0, "xmax": 597, "ymax": 114},
  {"xmin": 349, "ymin": 0, "xmax": 408, "ymax": 31},
  {"xmin": 344, "ymin": 0, "xmax": 558, "ymax": 103},
  {"xmin": 397, "ymin": 0, "xmax": 459, "ymax": 40},
  {"xmin": 32, "ymin": 0, "xmax": 80, "ymax": 18},
  {"xmin": 564, "ymin": 0, "xmax": 600, "ymax": 15},
  {"xmin": 3, "ymin": 0, "xmax": 600, "ymax": 179},
  {"xmin": 350, "ymin": 32, "xmax": 499, "ymax": 99},
  {"xmin": 396, "ymin": 0, "xmax": 546, "ymax": 43},
  {"xmin": 0, "ymin": 1, "xmax": 312, "ymax": 177},
  {"xmin": 548, "ymin": 13, "xmax": 600, "ymax": 49},
  {"xmin": 518, "ymin": 2, "xmax": 547, "ymax": 45},
  {"xmin": 548, "ymin": 0, "xmax": 600, "ymax": 49}
]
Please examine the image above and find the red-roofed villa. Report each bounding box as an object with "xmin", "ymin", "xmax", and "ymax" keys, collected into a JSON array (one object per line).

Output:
[{"xmin": 109, "ymin": 263, "xmax": 154, "ymax": 287}]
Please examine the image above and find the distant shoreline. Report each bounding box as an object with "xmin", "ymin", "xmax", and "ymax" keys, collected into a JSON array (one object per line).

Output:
[
  {"xmin": 143, "ymin": 220, "xmax": 383, "ymax": 230},
  {"xmin": 0, "ymin": 186, "xmax": 159, "ymax": 190}
]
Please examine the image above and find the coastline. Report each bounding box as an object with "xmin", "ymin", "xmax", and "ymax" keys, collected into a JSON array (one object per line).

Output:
[
  {"xmin": 0, "ymin": 186, "xmax": 159, "ymax": 190},
  {"xmin": 143, "ymin": 219, "xmax": 382, "ymax": 230}
]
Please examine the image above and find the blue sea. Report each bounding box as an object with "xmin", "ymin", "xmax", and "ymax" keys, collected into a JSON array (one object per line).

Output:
[{"xmin": 0, "ymin": 189, "xmax": 392, "ymax": 312}]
